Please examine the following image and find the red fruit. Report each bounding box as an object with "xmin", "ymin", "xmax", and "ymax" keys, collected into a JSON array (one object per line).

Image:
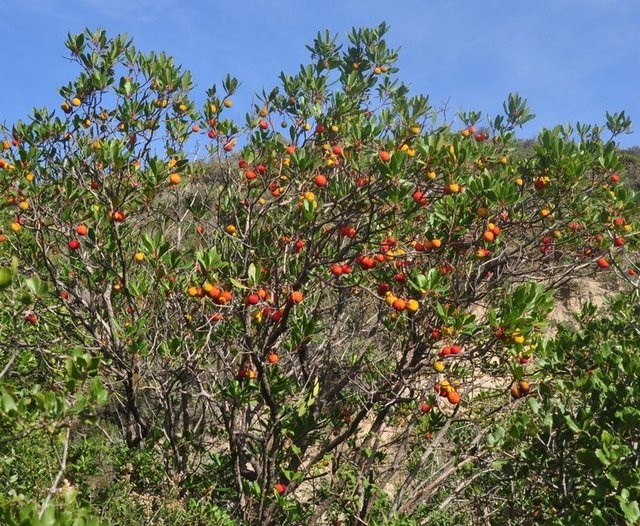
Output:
[
  {"xmin": 474, "ymin": 133, "xmax": 485, "ymax": 143},
  {"xmin": 90, "ymin": 180, "xmax": 100, "ymax": 190},
  {"xmin": 330, "ymin": 264, "xmax": 343, "ymax": 276},
  {"xmin": 245, "ymin": 169, "xmax": 257, "ymax": 180},
  {"xmin": 596, "ymin": 257, "xmax": 609, "ymax": 269},
  {"xmin": 610, "ymin": 173, "xmax": 620, "ymax": 183},
  {"xmin": 258, "ymin": 119, "xmax": 269, "ymax": 130},
  {"xmin": 314, "ymin": 174, "xmax": 328, "ymax": 187},
  {"xmin": 439, "ymin": 346, "xmax": 452, "ymax": 358},
  {"xmin": 614, "ymin": 236, "xmax": 625, "ymax": 247},
  {"xmin": 450, "ymin": 345, "xmax": 462, "ymax": 355},
  {"xmin": 257, "ymin": 164, "xmax": 266, "ymax": 175},
  {"xmin": 294, "ymin": 239, "xmax": 305, "ymax": 253},
  {"xmin": 431, "ymin": 328, "xmax": 441, "ymax": 340},
  {"xmin": 613, "ymin": 217, "xmax": 625, "ymax": 227},
  {"xmin": 271, "ymin": 309, "xmax": 284, "ymax": 322},
  {"xmin": 339, "ymin": 225, "xmax": 357, "ymax": 238},
  {"xmin": 361, "ymin": 257, "xmax": 376, "ymax": 270},
  {"xmin": 246, "ymin": 293, "xmax": 260, "ymax": 305},
  {"xmin": 420, "ymin": 403, "xmax": 431, "ymax": 413},
  {"xmin": 332, "ymin": 145, "xmax": 343, "ymax": 156},
  {"xmin": 267, "ymin": 353, "xmax": 280, "ymax": 364},
  {"xmin": 534, "ymin": 178, "xmax": 547, "ymax": 191},
  {"xmin": 315, "ymin": 124, "xmax": 325, "ymax": 134},
  {"xmin": 24, "ymin": 313, "xmax": 38, "ymax": 325},
  {"xmin": 60, "ymin": 290, "xmax": 69, "ymax": 301},
  {"xmin": 379, "ymin": 151, "xmax": 391, "ymax": 162},
  {"xmin": 75, "ymin": 224, "xmax": 88, "ymax": 236},
  {"xmin": 394, "ymin": 273, "xmax": 406, "ymax": 283},
  {"xmin": 68, "ymin": 239, "xmax": 80, "ymax": 251},
  {"xmin": 238, "ymin": 159, "xmax": 248, "ymax": 169},
  {"xmin": 413, "ymin": 190, "xmax": 427, "ymax": 206},
  {"xmin": 377, "ymin": 282, "xmax": 390, "ymax": 296},
  {"xmin": 207, "ymin": 129, "xmax": 217, "ymax": 139}
]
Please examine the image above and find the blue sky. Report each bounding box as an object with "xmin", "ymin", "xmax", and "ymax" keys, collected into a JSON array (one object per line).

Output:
[{"xmin": 1, "ymin": 0, "xmax": 638, "ymax": 147}]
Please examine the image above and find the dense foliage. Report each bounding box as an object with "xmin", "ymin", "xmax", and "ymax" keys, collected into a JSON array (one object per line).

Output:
[{"xmin": 0, "ymin": 25, "xmax": 638, "ymax": 525}]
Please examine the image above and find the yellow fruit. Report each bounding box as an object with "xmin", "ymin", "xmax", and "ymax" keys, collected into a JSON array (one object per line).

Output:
[
  {"xmin": 410, "ymin": 125, "xmax": 421, "ymax": 135},
  {"xmin": 209, "ymin": 103, "xmax": 218, "ymax": 113},
  {"xmin": 71, "ymin": 97, "xmax": 82, "ymax": 106},
  {"xmin": 516, "ymin": 177, "xmax": 524, "ymax": 186},
  {"xmin": 331, "ymin": 125, "xmax": 339, "ymax": 133},
  {"xmin": 167, "ymin": 158, "xmax": 177, "ymax": 169},
  {"xmin": 10, "ymin": 222, "xmax": 21, "ymax": 233},
  {"xmin": 223, "ymin": 98, "xmax": 233, "ymax": 108},
  {"xmin": 434, "ymin": 361, "xmax": 445, "ymax": 373},
  {"xmin": 178, "ymin": 103, "xmax": 188, "ymax": 112},
  {"xmin": 427, "ymin": 170, "xmax": 437, "ymax": 180},
  {"xmin": 25, "ymin": 173, "xmax": 34, "ymax": 182},
  {"xmin": 431, "ymin": 239, "xmax": 442, "ymax": 248},
  {"xmin": 226, "ymin": 224, "xmax": 237, "ymax": 235},
  {"xmin": 18, "ymin": 201, "xmax": 29, "ymax": 210},
  {"xmin": 540, "ymin": 208, "xmax": 551, "ymax": 218},
  {"xmin": 513, "ymin": 335, "xmax": 525, "ymax": 344},
  {"xmin": 169, "ymin": 173, "xmax": 181, "ymax": 185},
  {"xmin": 443, "ymin": 326, "xmax": 454, "ymax": 336},
  {"xmin": 623, "ymin": 224, "xmax": 632, "ymax": 233},
  {"xmin": 303, "ymin": 122, "xmax": 312, "ymax": 131},
  {"xmin": 134, "ymin": 252, "xmax": 145, "ymax": 262},
  {"xmin": 500, "ymin": 155, "xmax": 508, "ymax": 165},
  {"xmin": 406, "ymin": 299, "xmax": 420, "ymax": 313},
  {"xmin": 187, "ymin": 286, "xmax": 199, "ymax": 297}
]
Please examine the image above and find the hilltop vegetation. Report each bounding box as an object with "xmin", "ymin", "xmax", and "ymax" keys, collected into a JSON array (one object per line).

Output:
[{"xmin": 0, "ymin": 26, "xmax": 638, "ymax": 525}]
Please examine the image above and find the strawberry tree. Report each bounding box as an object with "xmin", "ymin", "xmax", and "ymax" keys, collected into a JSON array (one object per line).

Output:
[{"xmin": 0, "ymin": 25, "xmax": 637, "ymax": 524}]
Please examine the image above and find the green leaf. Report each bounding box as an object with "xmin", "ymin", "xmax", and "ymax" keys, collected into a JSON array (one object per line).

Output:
[
  {"xmin": 229, "ymin": 277, "xmax": 247, "ymax": 290},
  {"xmin": 0, "ymin": 267, "xmax": 13, "ymax": 289},
  {"xmin": 619, "ymin": 499, "xmax": 640, "ymax": 524}
]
